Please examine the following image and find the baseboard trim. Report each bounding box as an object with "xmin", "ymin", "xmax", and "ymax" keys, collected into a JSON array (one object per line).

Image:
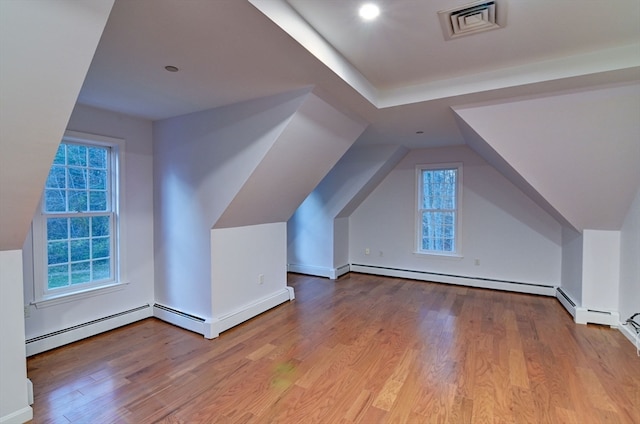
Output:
[
  {"xmin": 0, "ymin": 405, "xmax": 32, "ymax": 424},
  {"xmin": 350, "ymin": 264, "xmax": 556, "ymax": 296},
  {"xmin": 26, "ymin": 304, "xmax": 152, "ymax": 356},
  {"xmin": 288, "ymin": 263, "xmax": 349, "ymax": 280},
  {"xmin": 209, "ymin": 287, "xmax": 295, "ymax": 338}
]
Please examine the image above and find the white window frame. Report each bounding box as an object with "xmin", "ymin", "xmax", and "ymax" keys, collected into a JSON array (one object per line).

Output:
[
  {"xmin": 415, "ymin": 162, "xmax": 463, "ymax": 257},
  {"xmin": 32, "ymin": 130, "xmax": 126, "ymax": 307}
]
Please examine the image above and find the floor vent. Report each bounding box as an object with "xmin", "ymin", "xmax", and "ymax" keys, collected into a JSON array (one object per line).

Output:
[{"xmin": 438, "ymin": 0, "xmax": 507, "ymax": 40}]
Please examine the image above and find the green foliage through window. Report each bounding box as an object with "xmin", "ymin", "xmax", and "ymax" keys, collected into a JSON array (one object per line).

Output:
[{"xmin": 43, "ymin": 142, "xmax": 113, "ymax": 290}]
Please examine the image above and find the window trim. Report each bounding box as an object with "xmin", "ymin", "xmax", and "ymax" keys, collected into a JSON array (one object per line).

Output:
[
  {"xmin": 31, "ymin": 130, "xmax": 127, "ymax": 307},
  {"xmin": 414, "ymin": 162, "xmax": 463, "ymax": 258}
]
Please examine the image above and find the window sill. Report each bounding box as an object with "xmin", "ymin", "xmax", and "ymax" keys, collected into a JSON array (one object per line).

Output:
[
  {"xmin": 413, "ymin": 251, "xmax": 464, "ymax": 260},
  {"xmin": 32, "ymin": 281, "xmax": 129, "ymax": 309}
]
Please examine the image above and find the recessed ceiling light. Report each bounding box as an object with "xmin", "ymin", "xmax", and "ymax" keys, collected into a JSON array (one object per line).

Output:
[
  {"xmin": 359, "ymin": 3, "xmax": 380, "ymax": 21},
  {"xmin": 164, "ymin": 65, "xmax": 179, "ymax": 72}
]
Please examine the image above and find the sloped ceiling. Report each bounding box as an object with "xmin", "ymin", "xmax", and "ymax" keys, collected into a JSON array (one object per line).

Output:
[
  {"xmin": 0, "ymin": 0, "xmax": 115, "ymax": 250},
  {"xmin": 215, "ymin": 92, "xmax": 367, "ymax": 228},
  {"xmin": 454, "ymin": 83, "xmax": 640, "ymax": 231}
]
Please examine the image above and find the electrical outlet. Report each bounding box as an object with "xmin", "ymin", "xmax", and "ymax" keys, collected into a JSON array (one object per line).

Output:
[
  {"xmin": 379, "ymin": 250, "xmax": 383, "ymax": 257},
  {"xmin": 24, "ymin": 305, "xmax": 30, "ymax": 318},
  {"xmin": 474, "ymin": 259, "xmax": 480, "ymax": 266},
  {"xmin": 258, "ymin": 274, "xmax": 264, "ymax": 285},
  {"xmin": 365, "ymin": 248, "xmax": 370, "ymax": 255}
]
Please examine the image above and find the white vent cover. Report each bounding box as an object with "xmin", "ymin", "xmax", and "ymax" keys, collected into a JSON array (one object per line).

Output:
[{"xmin": 438, "ymin": 0, "xmax": 507, "ymax": 40}]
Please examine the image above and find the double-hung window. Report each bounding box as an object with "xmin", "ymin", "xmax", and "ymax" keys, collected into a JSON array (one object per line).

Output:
[
  {"xmin": 416, "ymin": 163, "xmax": 462, "ymax": 256},
  {"xmin": 32, "ymin": 131, "xmax": 123, "ymax": 302}
]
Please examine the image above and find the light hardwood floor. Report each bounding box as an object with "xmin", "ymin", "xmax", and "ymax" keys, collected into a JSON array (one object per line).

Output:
[{"xmin": 27, "ymin": 273, "xmax": 640, "ymax": 423}]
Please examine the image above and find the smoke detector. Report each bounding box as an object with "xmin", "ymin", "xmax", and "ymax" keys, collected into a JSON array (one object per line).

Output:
[{"xmin": 438, "ymin": 0, "xmax": 507, "ymax": 40}]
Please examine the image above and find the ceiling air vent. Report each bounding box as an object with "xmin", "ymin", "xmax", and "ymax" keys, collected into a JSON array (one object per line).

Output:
[{"xmin": 438, "ymin": 0, "xmax": 507, "ymax": 40}]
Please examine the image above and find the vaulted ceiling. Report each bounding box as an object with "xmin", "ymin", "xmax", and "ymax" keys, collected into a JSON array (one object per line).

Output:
[
  {"xmin": 78, "ymin": 0, "xmax": 640, "ymax": 148},
  {"xmin": 72, "ymin": 0, "xmax": 640, "ymax": 232}
]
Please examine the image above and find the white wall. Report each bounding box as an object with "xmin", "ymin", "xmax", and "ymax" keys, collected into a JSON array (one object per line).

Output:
[
  {"xmin": 0, "ymin": 251, "xmax": 32, "ymax": 423},
  {"xmin": 334, "ymin": 217, "xmax": 350, "ymax": 269},
  {"xmin": 22, "ymin": 104, "xmax": 155, "ymax": 342},
  {"xmin": 619, "ymin": 186, "xmax": 640, "ymax": 323},
  {"xmin": 349, "ymin": 146, "xmax": 562, "ymax": 287},
  {"xmin": 561, "ymin": 226, "xmax": 583, "ymax": 304},
  {"xmin": 287, "ymin": 145, "xmax": 406, "ymax": 276},
  {"xmin": 211, "ymin": 223, "xmax": 288, "ymax": 318},
  {"xmin": 582, "ymin": 230, "xmax": 621, "ymax": 313},
  {"xmin": 288, "ymin": 190, "xmax": 335, "ymax": 272},
  {"xmin": 153, "ymin": 90, "xmax": 309, "ymax": 319}
]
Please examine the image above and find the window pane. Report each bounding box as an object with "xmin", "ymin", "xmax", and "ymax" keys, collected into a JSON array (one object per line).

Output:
[
  {"xmin": 422, "ymin": 169, "xmax": 456, "ymax": 210},
  {"xmin": 67, "ymin": 145, "xmax": 87, "ymax": 166},
  {"xmin": 421, "ymin": 211, "xmax": 456, "ymax": 253},
  {"xmin": 48, "ymin": 241, "xmax": 68, "ymax": 265},
  {"xmin": 89, "ymin": 169, "xmax": 106, "ymax": 189},
  {"xmin": 53, "ymin": 144, "xmax": 66, "ymax": 165},
  {"xmin": 89, "ymin": 191, "xmax": 108, "ymax": 211},
  {"xmin": 92, "ymin": 216, "xmax": 110, "ymax": 237},
  {"xmin": 70, "ymin": 239, "xmax": 90, "ymax": 262},
  {"xmin": 71, "ymin": 262, "xmax": 91, "ymax": 284},
  {"xmin": 92, "ymin": 237, "xmax": 110, "ymax": 259},
  {"xmin": 46, "ymin": 166, "xmax": 66, "ymax": 189},
  {"xmin": 93, "ymin": 259, "xmax": 111, "ymax": 280},
  {"xmin": 48, "ymin": 264, "xmax": 69, "ymax": 289},
  {"xmin": 67, "ymin": 168, "xmax": 87, "ymax": 189},
  {"xmin": 45, "ymin": 189, "xmax": 66, "ymax": 212},
  {"xmin": 89, "ymin": 147, "xmax": 107, "ymax": 168},
  {"xmin": 70, "ymin": 217, "xmax": 90, "ymax": 238},
  {"xmin": 42, "ymin": 141, "xmax": 116, "ymax": 292},
  {"xmin": 47, "ymin": 218, "xmax": 68, "ymax": 241},
  {"xmin": 68, "ymin": 191, "xmax": 88, "ymax": 212}
]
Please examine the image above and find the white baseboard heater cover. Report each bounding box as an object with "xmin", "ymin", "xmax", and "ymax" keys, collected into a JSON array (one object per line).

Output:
[
  {"xmin": 288, "ymin": 263, "xmax": 350, "ymax": 280},
  {"xmin": 153, "ymin": 303, "xmax": 213, "ymax": 338},
  {"xmin": 26, "ymin": 304, "xmax": 152, "ymax": 356},
  {"xmin": 350, "ymin": 264, "xmax": 556, "ymax": 296},
  {"xmin": 556, "ymin": 287, "xmax": 620, "ymax": 327}
]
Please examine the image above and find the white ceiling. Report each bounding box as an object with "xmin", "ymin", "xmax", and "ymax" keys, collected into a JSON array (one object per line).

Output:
[
  {"xmin": 286, "ymin": 0, "xmax": 640, "ymax": 90},
  {"xmin": 77, "ymin": 0, "xmax": 640, "ymax": 148}
]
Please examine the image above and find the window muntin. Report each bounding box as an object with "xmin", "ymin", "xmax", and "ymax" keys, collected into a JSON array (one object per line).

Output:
[
  {"xmin": 417, "ymin": 164, "xmax": 461, "ymax": 255},
  {"xmin": 34, "ymin": 135, "xmax": 121, "ymax": 300}
]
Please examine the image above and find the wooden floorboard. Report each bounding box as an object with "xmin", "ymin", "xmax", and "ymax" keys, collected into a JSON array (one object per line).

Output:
[{"xmin": 27, "ymin": 273, "xmax": 640, "ymax": 423}]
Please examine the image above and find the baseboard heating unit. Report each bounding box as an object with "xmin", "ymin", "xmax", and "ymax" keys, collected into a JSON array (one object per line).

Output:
[
  {"xmin": 26, "ymin": 304, "xmax": 152, "ymax": 356},
  {"xmin": 153, "ymin": 303, "xmax": 214, "ymax": 338},
  {"xmin": 556, "ymin": 287, "xmax": 576, "ymax": 317},
  {"xmin": 288, "ymin": 263, "xmax": 350, "ymax": 280},
  {"xmin": 555, "ymin": 287, "xmax": 621, "ymax": 327},
  {"xmin": 349, "ymin": 264, "xmax": 557, "ymax": 296}
]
